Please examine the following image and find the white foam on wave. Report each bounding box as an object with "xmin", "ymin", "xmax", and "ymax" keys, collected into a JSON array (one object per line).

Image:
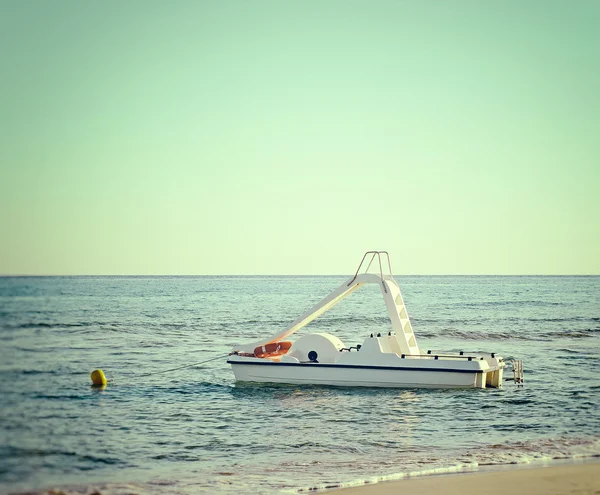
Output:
[
  {"xmin": 291, "ymin": 437, "xmax": 600, "ymax": 494},
  {"xmin": 292, "ymin": 462, "xmax": 481, "ymax": 493}
]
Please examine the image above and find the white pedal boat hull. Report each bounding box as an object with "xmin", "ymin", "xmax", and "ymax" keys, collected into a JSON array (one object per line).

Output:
[{"xmin": 228, "ymin": 356, "xmax": 500, "ymax": 389}]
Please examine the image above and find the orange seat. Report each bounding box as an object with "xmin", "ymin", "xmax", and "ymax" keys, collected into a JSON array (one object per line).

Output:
[{"xmin": 254, "ymin": 341, "xmax": 293, "ymax": 358}]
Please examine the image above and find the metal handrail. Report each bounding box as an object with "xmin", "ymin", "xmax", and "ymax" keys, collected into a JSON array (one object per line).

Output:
[
  {"xmin": 399, "ymin": 353, "xmax": 484, "ymax": 361},
  {"xmin": 348, "ymin": 251, "xmax": 394, "ymax": 287}
]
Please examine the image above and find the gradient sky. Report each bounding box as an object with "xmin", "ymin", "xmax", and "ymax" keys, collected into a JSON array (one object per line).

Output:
[{"xmin": 1, "ymin": 0, "xmax": 598, "ymax": 275}]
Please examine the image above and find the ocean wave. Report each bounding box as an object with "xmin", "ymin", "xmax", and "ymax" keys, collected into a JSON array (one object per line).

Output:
[
  {"xmin": 0, "ymin": 446, "xmax": 121, "ymax": 465},
  {"xmin": 4, "ymin": 321, "xmax": 110, "ymax": 331},
  {"xmin": 461, "ymin": 300, "xmax": 567, "ymax": 308},
  {"xmin": 415, "ymin": 315, "xmax": 600, "ymax": 325},
  {"xmin": 548, "ymin": 328, "xmax": 599, "ymax": 339},
  {"xmin": 419, "ymin": 326, "xmax": 599, "ymax": 341}
]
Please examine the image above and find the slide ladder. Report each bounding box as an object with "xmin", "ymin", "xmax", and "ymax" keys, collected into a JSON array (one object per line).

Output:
[{"xmin": 382, "ymin": 279, "xmax": 420, "ymax": 356}]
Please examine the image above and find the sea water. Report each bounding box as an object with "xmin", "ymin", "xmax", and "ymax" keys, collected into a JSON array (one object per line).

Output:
[{"xmin": 1, "ymin": 275, "xmax": 599, "ymax": 494}]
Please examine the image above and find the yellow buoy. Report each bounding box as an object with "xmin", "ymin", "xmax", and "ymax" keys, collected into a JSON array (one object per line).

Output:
[{"xmin": 91, "ymin": 369, "xmax": 107, "ymax": 386}]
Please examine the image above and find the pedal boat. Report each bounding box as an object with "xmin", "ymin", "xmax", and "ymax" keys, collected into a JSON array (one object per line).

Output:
[{"xmin": 228, "ymin": 252, "xmax": 519, "ymax": 389}]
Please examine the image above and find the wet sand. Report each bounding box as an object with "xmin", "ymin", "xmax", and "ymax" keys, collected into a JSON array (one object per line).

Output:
[{"xmin": 333, "ymin": 462, "xmax": 600, "ymax": 495}]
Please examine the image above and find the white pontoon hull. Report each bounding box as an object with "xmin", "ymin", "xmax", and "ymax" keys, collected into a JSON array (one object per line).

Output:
[{"xmin": 228, "ymin": 356, "xmax": 504, "ymax": 389}]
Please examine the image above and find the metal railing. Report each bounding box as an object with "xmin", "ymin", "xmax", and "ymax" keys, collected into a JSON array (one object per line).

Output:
[
  {"xmin": 348, "ymin": 251, "xmax": 394, "ymax": 288},
  {"xmin": 510, "ymin": 359, "xmax": 524, "ymax": 386},
  {"xmin": 399, "ymin": 353, "xmax": 483, "ymax": 361}
]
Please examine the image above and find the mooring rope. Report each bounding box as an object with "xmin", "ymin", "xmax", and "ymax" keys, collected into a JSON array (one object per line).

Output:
[
  {"xmin": 146, "ymin": 353, "xmax": 230, "ymax": 375},
  {"xmin": 90, "ymin": 353, "xmax": 231, "ymax": 385}
]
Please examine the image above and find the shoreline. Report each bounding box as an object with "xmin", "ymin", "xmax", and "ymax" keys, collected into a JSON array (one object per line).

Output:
[
  {"xmin": 326, "ymin": 458, "xmax": 600, "ymax": 495},
  {"xmin": 3, "ymin": 457, "xmax": 600, "ymax": 495}
]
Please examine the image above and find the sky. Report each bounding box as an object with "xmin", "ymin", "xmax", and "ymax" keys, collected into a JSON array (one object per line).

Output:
[{"xmin": 0, "ymin": 0, "xmax": 598, "ymax": 275}]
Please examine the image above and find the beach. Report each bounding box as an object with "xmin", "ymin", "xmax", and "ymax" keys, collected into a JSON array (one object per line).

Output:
[{"xmin": 334, "ymin": 462, "xmax": 600, "ymax": 495}]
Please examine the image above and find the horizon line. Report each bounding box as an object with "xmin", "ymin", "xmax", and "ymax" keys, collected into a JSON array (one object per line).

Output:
[{"xmin": 1, "ymin": 273, "xmax": 599, "ymax": 277}]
